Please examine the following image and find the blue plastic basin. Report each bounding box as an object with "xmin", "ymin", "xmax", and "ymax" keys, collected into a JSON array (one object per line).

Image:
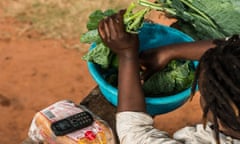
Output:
[{"xmin": 87, "ymin": 23, "xmax": 198, "ymax": 116}]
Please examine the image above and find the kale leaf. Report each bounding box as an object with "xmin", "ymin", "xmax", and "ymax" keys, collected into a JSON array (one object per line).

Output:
[
  {"xmin": 81, "ymin": 3, "xmax": 149, "ymax": 68},
  {"xmin": 82, "ymin": 43, "xmax": 112, "ymax": 69},
  {"xmin": 142, "ymin": 60, "xmax": 195, "ymax": 96},
  {"xmin": 139, "ymin": 0, "xmax": 240, "ymax": 40},
  {"xmin": 81, "ymin": 9, "xmax": 116, "ymax": 69},
  {"xmin": 86, "ymin": 9, "xmax": 116, "ymax": 31}
]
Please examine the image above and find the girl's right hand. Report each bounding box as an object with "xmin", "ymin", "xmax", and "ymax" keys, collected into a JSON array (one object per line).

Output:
[
  {"xmin": 139, "ymin": 39, "xmax": 216, "ymax": 81},
  {"xmin": 139, "ymin": 46, "xmax": 172, "ymax": 81}
]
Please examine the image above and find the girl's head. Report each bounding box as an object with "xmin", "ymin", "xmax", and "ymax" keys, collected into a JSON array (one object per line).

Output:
[{"xmin": 191, "ymin": 35, "xmax": 240, "ymax": 143}]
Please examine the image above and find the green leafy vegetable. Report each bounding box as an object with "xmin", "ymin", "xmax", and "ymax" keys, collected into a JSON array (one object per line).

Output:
[
  {"xmin": 143, "ymin": 60, "xmax": 195, "ymax": 96},
  {"xmin": 104, "ymin": 60, "xmax": 195, "ymax": 97},
  {"xmin": 80, "ymin": 29, "xmax": 101, "ymax": 44},
  {"xmin": 86, "ymin": 9, "xmax": 116, "ymax": 31},
  {"xmin": 80, "ymin": 9, "xmax": 117, "ymax": 68},
  {"xmin": 82, "ymin": 43, "xmax": 112, "ymax": 69},
  {"xmin": 138, "ymin": 0, "xmax": 240, "ymax": 40},
  {"xmin": 81, "ymin": 3, "xmax": 149, "ymax": 68},
  {"xmin": 80, "ymin": 3, "xmax": 196, "ymax": 96},
  {"xmin": 124, "ymin": 2, "xmax": 150, "ymax": 33}
]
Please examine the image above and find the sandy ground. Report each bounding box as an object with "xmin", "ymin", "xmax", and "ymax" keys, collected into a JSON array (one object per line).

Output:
[
  {"xmin": 0, "ymin": 9, "xmax": 202, "ymax": 144},
  {"xmin": 0, "ymin": 15, "xmax": 96, "ymax": 143}
]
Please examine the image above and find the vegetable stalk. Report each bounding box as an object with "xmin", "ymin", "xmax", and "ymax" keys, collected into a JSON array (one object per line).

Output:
[
  {"xmin": 138, "ymin": 0, "xmax": 176, "ymax": 15},
  {"xmin": 124, "ymin": 2, "xmax": 150, "ymax": 33}
]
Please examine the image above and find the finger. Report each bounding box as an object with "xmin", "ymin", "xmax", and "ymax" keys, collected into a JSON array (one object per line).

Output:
[
  {"xmin": 140, "ymin": 65, "xmax": 147, "ymax": 71},
  {"xmin": 113, "ymin": 20, "xmax": 124, "ymax": 38},
  {"xmin": 105, "ymin": 18, "xmax": 111, "ymax": 39},
  {"xmin": 139, "ymin": 58, "xmax": 151, "ymax": 70},
  {"xmin": 98, "ymin": 19, "xmax": 111, "ymax": 45},
  {"xmin": 117, "ymin": 10, "xmax": 126, "ymax": 30},
  {"xmin": 108, "ymin": 16, "xmax": 118, "ymax": 39},
  {"xmin": 98, "ymin": 20, "xmax": 106, "ymax": 41}
]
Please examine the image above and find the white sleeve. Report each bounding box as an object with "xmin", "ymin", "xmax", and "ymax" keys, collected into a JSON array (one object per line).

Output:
[
  {"xmin": 116, "ymin": 112, "xmax": 181, "ymax": 144},
  {"xmin": 116, "ymin": 112, "xmax": 240, "ymax": 144},
  {"xmin": 173, "ymin": 124, "xmax": 216, "ymax": 144},
  {"xmin": 173, "ymin": 123, "xmax": 240, "ymax": 144}
]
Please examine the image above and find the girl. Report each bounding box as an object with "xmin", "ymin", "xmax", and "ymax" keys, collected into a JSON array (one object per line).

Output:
[{"xmin": 98, "ymin": 10, "xmax": 240, "ymax": 144}]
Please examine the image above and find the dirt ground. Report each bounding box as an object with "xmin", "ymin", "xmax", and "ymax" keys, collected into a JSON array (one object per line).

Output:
[{"xmin": 0, "ymin": 7, "xmax": 202, "ymax": 144}]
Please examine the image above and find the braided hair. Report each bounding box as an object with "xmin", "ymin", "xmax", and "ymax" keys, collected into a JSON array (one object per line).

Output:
[{"xmin": 191, "ymin": 35, "xmax": 240, "ymax": 144}]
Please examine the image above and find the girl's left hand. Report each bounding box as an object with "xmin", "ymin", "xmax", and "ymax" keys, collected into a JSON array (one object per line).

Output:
[{"xmin": 98, "ymin": 9, "xmax": 139, "ymax": 57}]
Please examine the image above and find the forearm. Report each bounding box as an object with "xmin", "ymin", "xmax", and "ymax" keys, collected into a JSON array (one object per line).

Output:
[
  {"xmin": 164, "ymin": 40, "xmax": 216, "ymax": 60},
  {"xmin": 117, "ymin": 53, "xmax": 146, "ymax": 113},
  {"xmin": 97, "ymin": 9, "xmax": 145, "ymax": 113}
]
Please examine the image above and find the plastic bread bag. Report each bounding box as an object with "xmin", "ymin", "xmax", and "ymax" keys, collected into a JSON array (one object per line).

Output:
[{"xmin": 28, "ymin": 100, "xmax": 116, "ymax": 144}]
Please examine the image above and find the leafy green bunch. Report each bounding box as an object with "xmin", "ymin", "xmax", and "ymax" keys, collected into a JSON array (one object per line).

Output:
[
  {"xmin": 138, "ymin": 0, "xmax": 240, "ymax": 40},
  {"xmin": 80, "ymin": 9, "xmax": 116, "ymax": 68},
  {"xmin": 143, "ymin": 60, "xmax": 195, "ymax": 96},
  {"xmin": 81, "ymin": 2, "xmax": 149, "ymax": 68},
  {"xmin": 80, "ymin": 2, "xmax": 195, "ymax": 97}
]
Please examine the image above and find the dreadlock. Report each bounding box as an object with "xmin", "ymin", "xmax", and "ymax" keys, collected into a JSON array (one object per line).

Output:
[{"xmin": 191, "ymin": 35, "xmax": 240, "ymax": 144}]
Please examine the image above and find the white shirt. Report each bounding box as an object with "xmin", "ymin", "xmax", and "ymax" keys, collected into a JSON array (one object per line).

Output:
[{"xmin": 116, "ymin": 112, "xmax": 240, "ymax": 144}]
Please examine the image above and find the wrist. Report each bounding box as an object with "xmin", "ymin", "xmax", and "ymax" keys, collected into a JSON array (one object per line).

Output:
[
  {"xmin": 168, "ymin": 47, "xmax": 178, "ymax": 60},
  {"xmin": 157, "ymin": 46, "xmax": 175, "ymax": 62},
  {"xmin": 118, "ymin": 49, "xmax": 139, "ymax": 60}
]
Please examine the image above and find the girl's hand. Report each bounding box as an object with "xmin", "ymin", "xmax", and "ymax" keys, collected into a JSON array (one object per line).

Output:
[
  {"xmin": 98, "ymin": 9, "xmax": 139, "ymax": 58},
  {"xmin": 139, "ymin": 40, "xmax": 216, "ymax": 81},
  {"xmin": 139, "ymin": 47, "xmax": 172, "ymax": 81}
]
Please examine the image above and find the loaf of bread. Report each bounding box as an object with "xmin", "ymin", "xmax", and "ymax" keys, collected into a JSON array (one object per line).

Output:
[{"xmin": 28, "ymin": 100, "xmax": 116, "ymax": 144}]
